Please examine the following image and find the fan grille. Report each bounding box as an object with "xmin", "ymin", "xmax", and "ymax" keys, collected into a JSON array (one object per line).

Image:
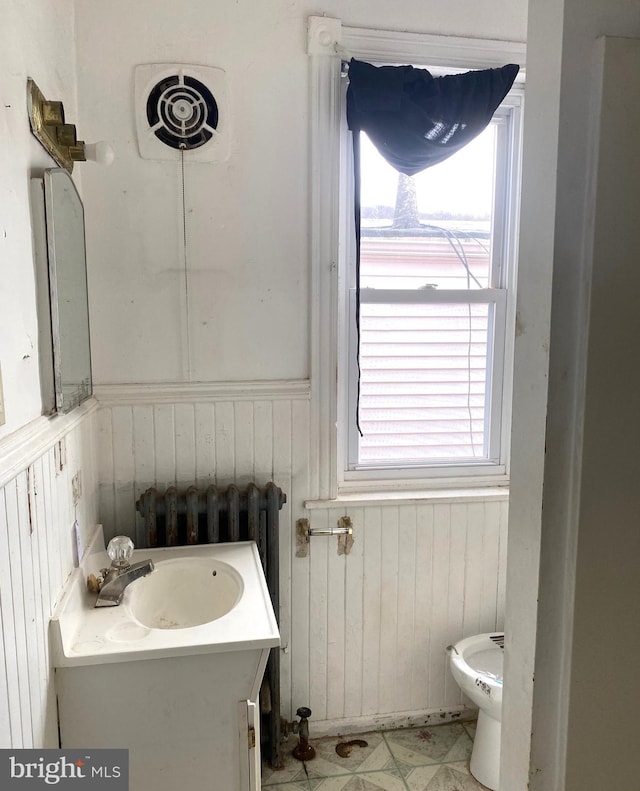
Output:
[{"xmin": 146, "ymin": 74, "xmax": 218, "ymax": 150}]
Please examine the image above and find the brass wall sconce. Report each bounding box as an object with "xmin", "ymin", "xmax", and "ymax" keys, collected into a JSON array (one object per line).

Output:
[{"xmin": 27, "ymin": 78, "xmax": 87, "ymax": 173}]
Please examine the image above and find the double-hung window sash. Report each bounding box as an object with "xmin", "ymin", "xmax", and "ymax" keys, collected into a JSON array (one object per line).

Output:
[
  {"xmin": 348, "ymin": 285, "xmax": 507, "ymax": 469},
  {"xmin": 345, "ymin": 60, "xmax": 519, "ymax": 474}
]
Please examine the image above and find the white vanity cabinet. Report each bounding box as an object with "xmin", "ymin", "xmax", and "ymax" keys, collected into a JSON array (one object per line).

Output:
[
  {"xmin": 51, "ymin": 531, "xmax": 279, "ymax": 791},
  {"xmin": 56, "ymin": 648, "xmax": 267, "ymax": 791}
]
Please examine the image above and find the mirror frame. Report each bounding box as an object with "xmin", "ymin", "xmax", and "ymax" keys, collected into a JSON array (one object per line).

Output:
[{"xmin": 31, "ymin": 168, "xmax": 93, "ymax": 415}]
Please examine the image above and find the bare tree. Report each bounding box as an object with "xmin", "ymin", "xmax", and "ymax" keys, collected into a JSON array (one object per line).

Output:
[{"xmin": 391, "ymin": 172, "xmax": 420, "ymax": 229}]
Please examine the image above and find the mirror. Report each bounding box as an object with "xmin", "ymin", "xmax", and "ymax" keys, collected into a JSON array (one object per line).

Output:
[{"xmin": 32, "ymin": 168, "xmax": 92, "ymax": 414}]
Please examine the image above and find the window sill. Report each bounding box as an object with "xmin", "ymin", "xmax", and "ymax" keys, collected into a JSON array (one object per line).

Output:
[{"xmin": 304, "ymin": 483, "xmax": 509, "ymax": 510}]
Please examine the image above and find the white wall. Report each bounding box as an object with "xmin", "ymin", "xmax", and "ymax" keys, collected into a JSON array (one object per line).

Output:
[
  {"xmin": 0, "ymin": 0, "xmax": 529, "ymax": 754},
  {"xmin": 95, "ymin": 386, "xmax": 509, "ymax": 726},
  {"xmin": 75, "ymin": 0, "xmax": 526, "ymax": 731},
  {"xmin": 524, "ymin": 0, "xmax": 640, "ymax": 787},
  {"xmin": 0, "ymin": 405, "xmax": 99, "ymax": 748},
  {"xmin": 74, "ymin": 0, "xmax": 526, "ymax": 385},
  {"xmin": 0, "ymin": 0, "xmax": 79, "ymax": 439},
  {"xmin": 500, "ymin": 0, "xmax": 562, "ymax": 784},
  {"xmin": 16, "ymin": 0, "xmax": 640, "ymax": 783},
  {"xmin": 0, "ymin": 0, "xmax": 527, "ymax": 756},
  {"xmin": 565, "ymin": 36, "xmax": 640, "ymax": 788},
  {"xmin": 0, "ymin": 0, "xmax": 102, "ymax": 750}
]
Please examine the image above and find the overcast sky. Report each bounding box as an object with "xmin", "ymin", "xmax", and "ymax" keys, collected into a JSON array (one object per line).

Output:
[{"xmin": 360, "ymin": 124, "xmax": 496, "ymax": 218}]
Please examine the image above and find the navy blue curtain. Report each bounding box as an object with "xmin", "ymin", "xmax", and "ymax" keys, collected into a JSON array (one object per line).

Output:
[
  {"xmin": 346, "ymin": 59, "xmax": 519, "ymax": 175},
  {"xmin": 345, "ymin": 59, "xmax": 519, "ymax": 436}
]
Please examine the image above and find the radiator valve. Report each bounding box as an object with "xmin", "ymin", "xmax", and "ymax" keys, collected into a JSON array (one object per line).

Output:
[{"xmin": 291, "ymin": 707, "xmax": 315, "ymax": 761}]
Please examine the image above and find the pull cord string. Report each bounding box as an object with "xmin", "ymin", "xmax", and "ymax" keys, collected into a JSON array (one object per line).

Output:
[{"xmin": 180, "ymin": 144, "xmax": 191, "ymax": 379}]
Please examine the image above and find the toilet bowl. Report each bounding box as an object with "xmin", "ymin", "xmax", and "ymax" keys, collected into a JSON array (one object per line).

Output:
[{"xmin": 448, "ymin": 633, "xmax": 504, "ymax": 791}]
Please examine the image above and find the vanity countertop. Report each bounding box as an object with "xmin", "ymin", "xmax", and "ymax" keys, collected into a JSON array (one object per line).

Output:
[{"xmin": 50, "ymin": 526, "xmax": 279, "ymax": 668}]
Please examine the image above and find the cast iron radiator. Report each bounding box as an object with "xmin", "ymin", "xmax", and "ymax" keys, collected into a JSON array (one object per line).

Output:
[{"xmin": 135, "ymin": 482, "xmax": 286, "ymax": 768}]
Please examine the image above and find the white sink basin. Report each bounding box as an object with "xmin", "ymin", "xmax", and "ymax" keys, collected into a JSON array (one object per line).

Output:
[
  {"xmin": 50, "ymin": 527, "xmax": 279, "ymax": 667},
  {"xmin": 127, "ymin": 557, "xmax": 243, "ymax": 629}
]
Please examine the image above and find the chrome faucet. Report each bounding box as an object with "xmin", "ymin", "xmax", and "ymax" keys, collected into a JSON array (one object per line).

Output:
[{"xmin": 88, "ymin": 536, "xmax": 154, "ymax": 607}]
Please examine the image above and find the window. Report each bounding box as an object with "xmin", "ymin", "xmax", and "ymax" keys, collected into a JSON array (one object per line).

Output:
[
  {"xmin": 341, "ymin": 97, "xmax": 522, "ymax": 485},
  {"xmin": 307, "ymin": 18, "xmax": 525, "ymax": 498}
]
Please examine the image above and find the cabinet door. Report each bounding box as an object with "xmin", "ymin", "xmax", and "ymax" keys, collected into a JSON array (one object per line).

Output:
[{"xmin": 238, "ymin": 699, "xmax": 260, "ymax": 791}]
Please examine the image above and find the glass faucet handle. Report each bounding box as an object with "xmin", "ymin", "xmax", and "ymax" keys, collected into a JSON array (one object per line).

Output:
[{"xmin": 107, "ymin": 535, "xmax": 134, "ymax": 567}]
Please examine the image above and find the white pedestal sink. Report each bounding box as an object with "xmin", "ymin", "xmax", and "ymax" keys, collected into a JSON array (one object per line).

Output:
[{"xmin": 50, "ymin": 527, "xmax": 279, "ymax": 791}]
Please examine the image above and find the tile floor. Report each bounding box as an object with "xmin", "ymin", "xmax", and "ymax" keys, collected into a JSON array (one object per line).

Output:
[{"xmin": 262, "ymin": 721, "xmax": 488, "ymax": 790}]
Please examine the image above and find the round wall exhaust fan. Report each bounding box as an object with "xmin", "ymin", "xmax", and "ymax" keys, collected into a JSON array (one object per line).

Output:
[
  {"xmin": 134, "ymin": 64, "xmax": 230, "ymax": 163},
  {"xmin": 146, "ymin": 74, "xmax": 218, "ymax": 150}
]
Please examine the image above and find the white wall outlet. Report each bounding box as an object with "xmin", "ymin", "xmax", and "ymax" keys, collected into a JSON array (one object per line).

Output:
[{"xmin": 0, "ymin": 362, "xmax": 5, "ymax": 426}]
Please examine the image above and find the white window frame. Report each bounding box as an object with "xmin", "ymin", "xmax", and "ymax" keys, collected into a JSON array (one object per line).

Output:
[
  {"xmin": 342, "ymin": 102, "xmax": 522, "ymax": 486},
  {"xmin": 308, "ymin": 16, "xmax": 526, "ymax": 500}
]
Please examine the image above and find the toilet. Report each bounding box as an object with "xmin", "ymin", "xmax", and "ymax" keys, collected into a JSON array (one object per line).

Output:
[{"xmin": 448, "ymin": 632, "xmax": 504, "ymax": 791}]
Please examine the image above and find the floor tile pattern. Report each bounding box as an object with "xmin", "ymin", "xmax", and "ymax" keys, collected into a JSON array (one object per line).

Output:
[{"xmin": 262, "ymin": 722, "xmax": 489, "ymax": 790}]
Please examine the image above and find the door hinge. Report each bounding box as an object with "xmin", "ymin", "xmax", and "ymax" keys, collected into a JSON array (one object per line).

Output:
[{"xmin": 248, "ymin": 726, "xmax": 256, "ymax": 750}]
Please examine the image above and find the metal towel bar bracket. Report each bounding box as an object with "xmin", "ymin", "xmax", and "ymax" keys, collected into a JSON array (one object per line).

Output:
[
  {"xmin": 307, "ymin": 525, "xmax": 352, "ymax": 537},
  {"xmin": 307, "ymin": 516, "xmax": 353, "ymax": 537},
  {"xmin": 295, "ymin": 517, "xmax": 353, "ymax": 559}
]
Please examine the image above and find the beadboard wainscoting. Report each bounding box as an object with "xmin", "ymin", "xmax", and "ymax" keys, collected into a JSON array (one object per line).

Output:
[
  {"xmin": 94, "ymin": 381, "xmax": 508, "ymax": 732},
  {"xmin": 94, "ymin": 380, "xmax": 312, "ymax": 730},
  {"xmin": 296, "ymin": 501, "xmax": 508, "ymax": 734},
  {"xmin": 0, "ymin": 402, "xmax": 99, "ymax": 748},
  {"xmin": 93, "ymin": 380, "xmax": 312, "ymax": 541}
]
